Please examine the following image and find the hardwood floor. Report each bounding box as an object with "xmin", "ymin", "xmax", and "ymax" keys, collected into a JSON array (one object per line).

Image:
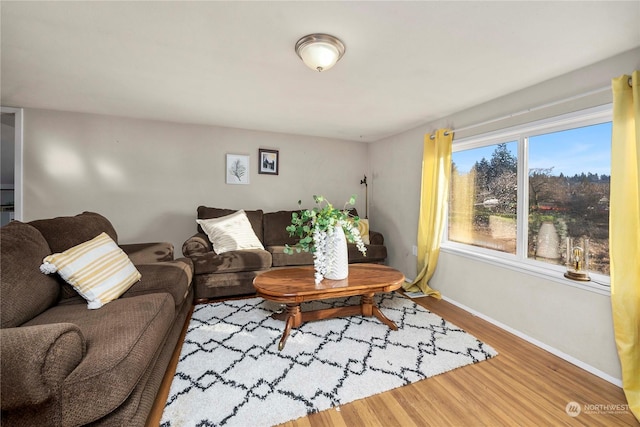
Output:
[{"xmin": 147, "ymin": 294, "xmax": 638, "ymax": 426}]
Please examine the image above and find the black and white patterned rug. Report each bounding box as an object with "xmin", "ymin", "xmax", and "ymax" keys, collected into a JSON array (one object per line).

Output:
[{"xmin": 161, "ymin": 292, "xmax": 497, "ymax": 426}]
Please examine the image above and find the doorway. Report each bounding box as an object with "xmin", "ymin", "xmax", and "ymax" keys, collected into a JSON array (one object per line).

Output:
[{"xmin": 1, "ymin": 107, "xmax": 23, "ymax": 226}]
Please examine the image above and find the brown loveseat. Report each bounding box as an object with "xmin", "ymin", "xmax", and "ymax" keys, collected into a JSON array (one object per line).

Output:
[
  {"xmin": 0, "ymin": 212, "xmax": 194, "ymax": 426},
  {"xmin": 182, "ymin": 206, "xmax": 387, "ymax": 302}
]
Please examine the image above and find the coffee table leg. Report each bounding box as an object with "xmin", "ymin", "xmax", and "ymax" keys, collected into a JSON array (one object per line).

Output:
[
  {"xmin": 362, "ymin": 293, "xmax": 374, "ymax": 316},
  {"xmin": 278, "ymin": 304, "xmax": 301, "ymax": 351},
  {"xmin": 372, "ymin": 306, "xmax": 398, "ymax": 330},
  {"xmin": 362, "ymin": 294, "xmax": 398, "ymax": 330}
]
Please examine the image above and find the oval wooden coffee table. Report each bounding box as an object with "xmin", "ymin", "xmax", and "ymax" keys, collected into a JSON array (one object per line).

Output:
[{"xmin": 253, "ymin": 264, "xmax": 405, "ymax": 350}]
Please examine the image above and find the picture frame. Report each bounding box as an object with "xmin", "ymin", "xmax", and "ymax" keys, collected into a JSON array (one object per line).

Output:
[
  {"xmin": 258, "ymin": 149, "xmax": 279, "ymax": 175},
  {"xmin": 226, "ymin": 154, "xmax": 250, "ymax": 184}
]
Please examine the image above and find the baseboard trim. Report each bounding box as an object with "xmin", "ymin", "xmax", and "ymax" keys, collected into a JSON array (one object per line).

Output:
[{"xmin": 441, "ymin": 295, "xmax": 623, "ymax": 388}]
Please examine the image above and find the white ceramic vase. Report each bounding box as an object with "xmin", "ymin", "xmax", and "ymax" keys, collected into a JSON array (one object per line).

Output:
[{"xmin": 323, "ymin": 226, "xmax": 349, "ymax": 280}]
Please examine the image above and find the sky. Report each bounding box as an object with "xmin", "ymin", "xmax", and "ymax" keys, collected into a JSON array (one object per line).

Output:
[{"xmin": 452, "ymin": 121, "xmax": 612, "ymax": 178}]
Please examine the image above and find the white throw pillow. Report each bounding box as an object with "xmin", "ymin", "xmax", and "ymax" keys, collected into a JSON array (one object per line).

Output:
[
  {"xmin": 40, "ymin": 232, "xmax": 141, "ymax": 309},
  {"xmin": 197, "ymin": 210, "xmax": 264, "ymax": 254}
]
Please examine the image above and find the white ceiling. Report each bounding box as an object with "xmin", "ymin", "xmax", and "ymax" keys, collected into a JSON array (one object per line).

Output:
[{"xmin": 1, "ymin": 1, "xmax": 639, "ymax": 142}]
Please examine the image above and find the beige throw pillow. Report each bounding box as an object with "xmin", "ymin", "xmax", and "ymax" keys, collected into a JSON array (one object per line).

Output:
[
  {"xmin": 348, "ymin": 217, "xmax": 370, "ymax": 245},
  {"xmin": 356, "ymin": 218, "xmax": 370, "ymax": 245},
  {"xmin": 197, "ymin": 210, "xmax": 264, "ymax": 254},
  {"xmin": 40, "ymin": 232, "xmax": 141, "ymax": 309}
]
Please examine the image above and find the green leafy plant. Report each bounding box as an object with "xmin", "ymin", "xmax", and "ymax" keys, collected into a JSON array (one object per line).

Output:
[{"xmin": 284, "ymin": 195, "xmax": 366, "ymax": 255}]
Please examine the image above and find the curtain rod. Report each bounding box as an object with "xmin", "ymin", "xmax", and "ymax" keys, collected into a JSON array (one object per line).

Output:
[{"xmin": 429, "ymin": 83, "xmax": 615, "ymax": 140}]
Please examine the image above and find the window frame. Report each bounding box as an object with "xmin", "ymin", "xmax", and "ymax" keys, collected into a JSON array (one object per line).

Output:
[{"xmin": 442, "ymin": 104, "xmax": 612, "ymax": 296}]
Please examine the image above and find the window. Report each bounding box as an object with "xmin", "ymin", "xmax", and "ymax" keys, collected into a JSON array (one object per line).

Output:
[
  {"xmin": 445, "ymin": 105, "xmax": 611, "ymax": 286},
  {"xmin": 449, "ymin": 141, "xmax": 518, "ymax": 254}
]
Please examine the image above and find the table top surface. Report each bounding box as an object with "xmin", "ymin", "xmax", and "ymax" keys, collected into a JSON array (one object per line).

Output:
[{"xmin": 253, "ymin": 264, "xmax": 405, "ymax": 302}]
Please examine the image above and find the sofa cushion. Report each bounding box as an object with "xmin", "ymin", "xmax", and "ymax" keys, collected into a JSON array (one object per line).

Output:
[
  {"xmin": 191, "ymin": 249, "xmax": 272, "ymax": 275},
  {"xmin": 270, "ymin": 244, "xmax": 387, "ymax": 266},
  {"xmin": 1, "ymin": 221, "xmax": 60, "ymax": 328},
  {"xmin": 348, "ymin": 243, "xmax": 387, "ymax": 263},
  {"xmin": 41, "ymin": 232, "xmax": 142, "ymax": 309},
  {"xmin": 23, "ymin": 293, "xmax": 175, "ymax": 426},
  {"xmin": 126, "ymin": 259, "xmax": 193, "ymax": 307},
  {"xmin": 197, "ymin": 206, "xmax": 264, "ymax": 243},
  {"xmin": 197, "ymin": 210, "xmax": 264, "ymax": 254},
  {"xmin": 194, "ymin": 271, "xmax": 262, "ymax": 301},
  {"xmin": 263, "ymin": 210, "xmax": 299, "ymax": 247},
  {"xmin": 268, "ymin": 245, "xmax": 313, "ymax": 267},
  {"xmin": 29, "ymin": 211, "xmax": 119, "ymax": 253}
]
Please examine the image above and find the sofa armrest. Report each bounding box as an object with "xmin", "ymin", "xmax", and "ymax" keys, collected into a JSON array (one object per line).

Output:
[
  {"xmin": 1, "ymin": 324, "xmax": 86, "ymax": 410},
  {"xmin": 369, "ymin": 230, "xmax": 384, "ymax": 245},
  {"xmin": 182, "ymin": 233, "xmax": 212, "ymax": 258},
  {"xmin": 120, "ymin": 242, "xmax": 174, "ymax": 264}
]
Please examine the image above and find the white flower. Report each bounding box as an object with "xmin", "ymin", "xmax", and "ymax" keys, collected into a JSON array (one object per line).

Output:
[
  {"xmin": 312, "ymin": 228, "xmax": 329, "ymax": 284},
  {"xmin": 340, "ymin": 219, "xmax": 367, "ymax": 256}
]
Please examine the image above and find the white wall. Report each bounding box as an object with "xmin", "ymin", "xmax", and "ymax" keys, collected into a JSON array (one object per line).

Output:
[
  {"xmin": 22, "ymin": 109, "xmax": 369, "ymax": 255},
  {"xmin": 370, "ymin": 47, "xmax": 640, "ymax": 381}
]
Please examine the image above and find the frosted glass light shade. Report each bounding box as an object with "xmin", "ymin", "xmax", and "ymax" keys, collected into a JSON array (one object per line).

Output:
[{"xmin": 295, "ymin": 34, "xmax": 345, "ymax": 72}]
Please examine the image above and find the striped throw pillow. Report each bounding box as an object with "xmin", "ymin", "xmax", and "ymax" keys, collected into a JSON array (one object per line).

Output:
[
  {"xmin": 196, "ymin": 210, "xmax": 264, "ymax": 254},
  {"xmin": 40, "ymin": 232, "xmax": 141, "ymax": 309}
]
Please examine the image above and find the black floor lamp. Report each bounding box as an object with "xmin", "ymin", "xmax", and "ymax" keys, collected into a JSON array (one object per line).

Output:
[{"xmin": 360, "ymin": 175, "xmax": 368, "ymax": 219}]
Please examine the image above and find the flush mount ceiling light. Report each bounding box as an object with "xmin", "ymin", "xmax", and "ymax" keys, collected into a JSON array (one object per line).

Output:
[{"xmin": 295, "ymin": 33, "xmax": 345, "ymax": 72}]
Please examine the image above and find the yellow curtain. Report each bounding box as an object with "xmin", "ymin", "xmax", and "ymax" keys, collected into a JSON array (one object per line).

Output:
[
  {"xmin": 611, "ymin": 71, "xmax": 640, "ymax": 422},
  {"xmin": 403, "ymin": 129, "xmax": 453, "ymax": 298},
  {"xmin": 450, "ymin": 168, "xmax": 476, "ymax": 245}
]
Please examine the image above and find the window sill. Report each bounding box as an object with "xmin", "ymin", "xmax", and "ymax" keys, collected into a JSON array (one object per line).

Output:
[{"xmin": 439, "ymin": 243, "xmax": 611, "ymax": 297}]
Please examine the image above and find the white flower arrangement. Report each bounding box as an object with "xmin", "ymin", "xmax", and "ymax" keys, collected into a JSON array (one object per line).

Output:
[{"xmin": 284, "ymin": 195, "xmax": 367, "ymax": 283}]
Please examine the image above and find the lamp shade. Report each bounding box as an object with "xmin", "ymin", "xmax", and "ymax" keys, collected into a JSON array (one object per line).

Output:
[{"xmin": 295, "ymin": 34, "xmax": 345, "ymax": 72}]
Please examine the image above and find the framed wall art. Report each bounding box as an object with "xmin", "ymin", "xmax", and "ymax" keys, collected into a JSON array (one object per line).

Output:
[
  {"xmin": 258, "ymin": 149, "xmax": 279, "ymax": 175},
  {"xmin": 226, "ymin": 154, "xmax": 250, "ymax": 184}
]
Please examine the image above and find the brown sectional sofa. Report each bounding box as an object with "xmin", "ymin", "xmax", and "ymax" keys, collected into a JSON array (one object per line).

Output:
[
  {"xmin": 0, "ymin": 212, "xmax": 194, "ymax": 426},
  {"xmin": 182, "ymin": 206, "xmax": 388, "ymax": 302}
]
